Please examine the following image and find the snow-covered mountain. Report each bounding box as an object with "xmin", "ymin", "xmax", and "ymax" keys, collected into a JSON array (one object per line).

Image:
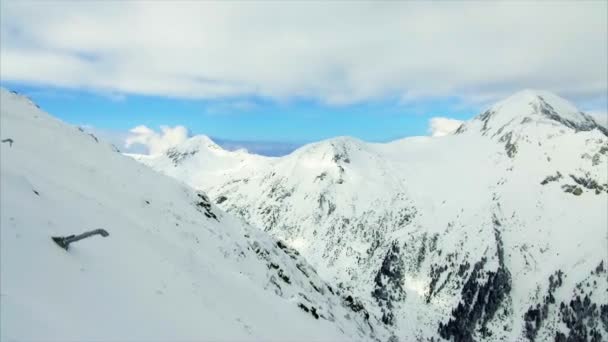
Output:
[
  {"xmin": 0, "ymin": 89, "xmax": 389, "ymax": 341},
  {"xmin": 134, "ymin": 89, "xmax": 608, "ymax": 341}
]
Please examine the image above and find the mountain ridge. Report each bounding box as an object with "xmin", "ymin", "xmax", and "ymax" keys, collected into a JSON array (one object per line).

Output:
[
  {"xmin": 134, "ymin": 89, "xmax": 608, "ymax": 341},
  {"xmin": 138, "ymin": 89, "xmax": 606, "ymax": 165}
]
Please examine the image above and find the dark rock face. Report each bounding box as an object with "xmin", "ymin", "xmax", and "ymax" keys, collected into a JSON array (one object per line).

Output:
[
  {"xmin": 249, "ymin": 236, "xmax": 376, "ymax": 336},
  {"xmin": 194, "ymin": 193, "xmax": 218, "ymax": 220},
  {"xmin": 372, "ymin": 242, "xmax": 406, "ymax": 326},
  {"xmin": 568, "ymin": 174, "xmax": 607, "ymax": 195},
  {"xmin": 276, "ymin": 240, "xmax": 300, "ymax": 258},
  {"xmin": 562, "ymin": 184, "xmax": 583, "ymax": 196},
  {"xmin": 536, "ymin": 96, "xmax": 608, "ymax": 137},
  {"xmin": 333, "ymin": 152, "xmax": 350, "ymax": 164},
  {"xmin": 330, "ymin": 141, "xmax": 352, "ymax": 164},
  {"xmin": 541, "ymin": 172, "xmax": 563, "ymax": 185},
  {"xmin": 560, "ymin": 172, "xmax": 608, "ymax": 196},
  {"xmin": 340, "ymin": 294, "xmax": 376, "ymax": 332},
  {"xmin": 343, "ymin": 295, "xmax": 371, "ymax": 322},
  {"xmin": 478, "ymin": 109, "xmax": 497, "ymax": 134},
  {"xmin": 499, "ymin": 131, "xmax": 518, "ymax": 158},
  {"xmin": 297, "ymin": 303, "xmax": 320, "ymax": 319},
  {"xmin": 166, "ymin": 148, "xmax": 198, "ymax": 165},
  {"xmin": 454, "ymin": 123, "xmax": 467, "ymax": 134},
  {"xmin": 315, "ymin": 172, "xmax": 328, "ymax": 182}
]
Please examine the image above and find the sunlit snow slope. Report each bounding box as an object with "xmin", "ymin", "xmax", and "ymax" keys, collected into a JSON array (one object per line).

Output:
[
  {"xmin": 136, "ymin": 90, "xmax": 608, "ymax": 341},
  {"xmin": 0, "ymin": 89, "xmax": 387, "ymax": 342}
]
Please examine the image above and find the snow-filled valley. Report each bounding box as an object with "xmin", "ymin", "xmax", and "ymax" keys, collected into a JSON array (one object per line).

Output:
[
  {"xmin": 0, "ymin": 89, "xmax": 386, "ymax": 341},
  {"xmin": 132, "ymin": 90, "xmax": 608, "ymax": 341}
]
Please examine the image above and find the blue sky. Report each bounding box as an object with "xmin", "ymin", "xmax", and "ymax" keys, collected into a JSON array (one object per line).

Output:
[
  {"xmin": 1, "ymin": 81, "xmax": 479, "ymax": 150},
  {"xmin": 1, "ymin": 2, "xmax": 606, "ymax": 155}
]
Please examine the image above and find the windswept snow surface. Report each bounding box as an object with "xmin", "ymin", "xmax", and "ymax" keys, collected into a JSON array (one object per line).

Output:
[
  {"xmin": 0, "ymin": 89, "xmax": 386, "ymax": 342},
  {"xmin": 135, "ymin": 89, "xmax": 608, "ymax": 341}
]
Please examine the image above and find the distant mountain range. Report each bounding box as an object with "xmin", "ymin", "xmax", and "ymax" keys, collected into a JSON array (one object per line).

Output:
[{"xmin": 133, "ymin": 89, "xmax": 608, "ymax": 341}]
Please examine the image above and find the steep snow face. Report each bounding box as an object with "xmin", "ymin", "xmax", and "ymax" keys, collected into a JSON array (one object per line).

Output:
[
  {"xmin": 212, "ymin": 136, "xmax": 412, "ymax": 282},
  {"xmin": 0, "ymin": 89, "xmax": 388, "ymax": 341},
  {"xmin": 139, "ymin": 134, "xmax": 413, "ymax": 286},
  {"xmin": 134, "ymin": 90, "xmax": 608, "ymax": 341}
]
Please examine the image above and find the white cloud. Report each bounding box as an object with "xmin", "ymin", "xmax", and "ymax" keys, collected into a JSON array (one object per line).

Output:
[
  {"xmin": 125, "ymin": 125, "xmax": 189, "ymax": 155},
  {"xmin": 83, "ymin": 124, "xmax": 301, "ymax": 156},
  {"xmin": 429, "ymin": 117, "xmax": 464, "ymax": 137},
  {"xmin": 0, "ymin": 2, "xmax": 606, "ymax": 105}
]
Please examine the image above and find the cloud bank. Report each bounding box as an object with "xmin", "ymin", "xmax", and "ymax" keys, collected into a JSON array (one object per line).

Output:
[
  {"xmin": 1, "ymin": 2, "xmax": 606, "ymax": 105},
  {"xmin": 125, "ymin": 125, "xmax": 189, "ymax": 155},
  {"xmin": 428, "ymin": 117, "xmax": 464, "ymax": 137}
]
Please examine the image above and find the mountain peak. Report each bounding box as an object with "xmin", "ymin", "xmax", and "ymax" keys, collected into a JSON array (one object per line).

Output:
[
  {"xmin": 459, "ymin": 89, "xmax": 607, "ymax": 136},
  {"xmin": 323, "ymin": 136, "xmax": 365, "ymax": 149},
  {"xmin": 189, "ymin": 135, "xmax": 221, "ymax": 148},
  {"xmin": 291, "ymin": 136, "xmax": 366, "ymax": 163},
  {"xmin": 174, "ymin": 135, "xmax": 223, "ymax": 153},
  {"xmin": 491, "ymin": 89, "xmax": 579, "ymax": 118},
  {"xmin": 161, "ymin": 135, "xmax": 224, "ymax": 165}
]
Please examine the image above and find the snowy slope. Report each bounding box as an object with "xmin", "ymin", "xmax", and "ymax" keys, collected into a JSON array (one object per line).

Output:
[
  {"xmin": 135, "ymin": 89, "xmax": 608, "ymax": 341},
  {"xmin": 0, "ymin": 89, "xmax": 387, "ymax": 341}
]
